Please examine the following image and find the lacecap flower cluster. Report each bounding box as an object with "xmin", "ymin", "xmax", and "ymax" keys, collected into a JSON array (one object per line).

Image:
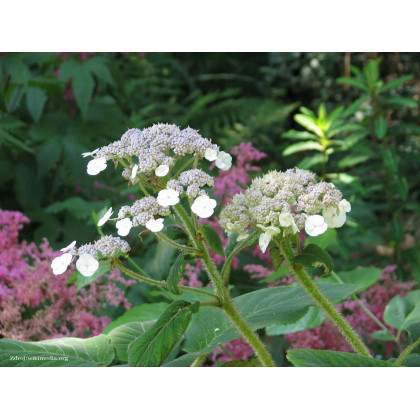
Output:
[
  {"xmin": 52, "ymin": 124, "xmax": 232, "ymax": 278},
  {"xmin": 219, "ymin": 168, "xmax": 351, "ymax": 253}
]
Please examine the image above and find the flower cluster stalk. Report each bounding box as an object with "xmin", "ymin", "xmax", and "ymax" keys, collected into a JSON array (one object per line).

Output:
[{"xmin": 275, "ymin": 236, "xmax": 372, "ymax": 357}]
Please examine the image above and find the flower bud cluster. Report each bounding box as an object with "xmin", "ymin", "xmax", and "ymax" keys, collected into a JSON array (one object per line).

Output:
[
  {"xmin": 219, "ymin": 168, "xmax": 351, "ymax": 252},
  {"xmin": 122, "ymin": 197, "xmax": 171, "ymax": 227}
]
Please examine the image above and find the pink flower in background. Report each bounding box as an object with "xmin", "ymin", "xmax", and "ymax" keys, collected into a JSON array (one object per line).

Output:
[{"xmin": 0, "ymin": 209, "xmax": 135, "ymax": 341}]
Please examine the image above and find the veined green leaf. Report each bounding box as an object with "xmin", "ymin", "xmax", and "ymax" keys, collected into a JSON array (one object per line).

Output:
[
  {"xmin": 201, "ymin": 224, "xmax": 225, "ymax": 257},
  {"xmin": 294, "ymin": 114, "xmax": 324, "ymax": 137},
  {"xmin": 293, "ymin": 244, "xmax": 334, "ymax": 276},
  {"xmin": 166, "ymin": 252, "xmax": 188, "ymax": 295}
]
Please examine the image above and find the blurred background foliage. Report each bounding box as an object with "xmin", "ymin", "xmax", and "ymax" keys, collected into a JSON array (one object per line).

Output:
[{"xmin": 0, "ymin": 52, "xmax": 419, "ymax": 286}]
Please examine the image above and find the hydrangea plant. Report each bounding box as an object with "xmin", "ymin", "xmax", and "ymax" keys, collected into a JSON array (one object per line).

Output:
[{"xmin": 2, "ymin": 124, "xmax": 418, "ymax": 367}]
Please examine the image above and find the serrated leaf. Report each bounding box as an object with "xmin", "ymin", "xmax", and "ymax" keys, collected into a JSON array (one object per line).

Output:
[
  {"xmin": 283, "ymin": 141, "xmax": 323, "ymax": 156},
  {"xmin": 0, "ymin": 335, "xmax": 114, "ymax": 367},
  {"xmin": 26, "ymin": 87, "xmax": 47, "ymax": 123},
  {"xmin": 103, "ymin": 303, "xmax": 169, "ymax": 333},
  {"xmin": 201, "ymin": 224, "xmax": 225, "ymax": 257},
  {"xmin": 108, "ymin": 321, "xmax": 155, "ymax": 362},
  {"xmin": 269, "ymin": 247, "xmax": 283, "ymax": 271},
  {"xmin": 128, "ymin": 300, "xmax": 197, "ymax": 367},
  {"xmin": 287, "ymin": 349, "xmax": 400, "ymax": 367},
  {"xmin": 222, "ymin": 357, "xmax": 262, "ymax": 367},
  {"xmin": 266, "ymin": 307, "xmax": 326, "ymax": 336},
  {"xmin": 374, "ymin": 116, "xmax": 388, "ymax": 139},
  {"xmin": 183, "ymin": 283, "xmax": 359, "ymax": 354},
  {"xmin": 166, "ymin": 252, "xmax": 188, "ymax": 295},
  {"xmin": 293, "ymin": 244, "xmax": 333, "ymax": 276}
]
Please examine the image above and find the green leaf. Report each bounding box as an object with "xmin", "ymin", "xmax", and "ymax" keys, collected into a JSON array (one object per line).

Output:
[
  {"xmin": 305, "ymin": 228, "xmax": 336, "ymax": 250},
  {"xmin": 72, "ymin": 66, "xmax": 95, "ymax": 117},
  {"xmin": 320, "ymin": 268, "xmax": 381, "ymax": 294},
  {"xmin": 338, "ymin": 154, "xmax": 372, "ymax": 169},
  {"xmin": 269, "ymin": 247, "xmax": 283, "ymax": 271},
  {"xmin": 108, "ymin": 321, "xmax": 155, "ymax": 362},
  {"xmin": 128, "ymin": 300, "xmax": 197, "ymax": 367},
  {"xmin": 287, "ymin": 349, "xmax": 400, "ymax": 367},
  {"xmin": 26, "ymin": 87, "xmax": 47, "ymax": 123},
  {"xmin": 282, "ymin": 130, "xmax": 317, "ymax": 140},
  {"xmin": 336, "ymin": 77, "xmax": 368, "ymax": 91},
  {"xmin": 371, "ymin": 330, "xmax": 395, "ymax": 341},
  {"xmin": 406, "ymin": 322, "xmax": 420, "ymax": 342},
  {"xmin": 162, "ymin": 225, "xmax": 188, "ymax": 241},
  {"xmin": 201, "ymin": 224, "xmax": 225, "ymax": 257},
  {"xmin": 383, "ymin": 149, "xmax": 399, "ymax": 174},
  {"xmin": 384, "ymin": 295, "xmax": 412, "ymax": 331},
  {"xmin": 224, "ymin": 232, "xmax": 239, "ymax": 256},
  {"xmin": 341, "ymin": 94, "xmax": 369, "ymax": 118},
  {"xmin": 266, "ymin": 307, "xmax": 326, "ymax": 336},
  {"xmin": 374, "ymin": 116, "xmax": 388, "ymax": 139},
  {"xmin": 0, "ymin": 335, "xmax": 114, "ymax": 367},
  {"xmin": 259, "ymin": 264, "xmax": 289, "ymax": 283},
  {"xmin": 393, "ymin": 175, "xmax": 409, "ymax": 201},
  {"xmin": 283, "ymin": 141, "xmax": 323, "ymax": 156},
  {"xmin": 383, "ymin": 97, "xmax": 418, "ymax": 109},
  {"xmin": 166, "ymin": 252, "xmax": 188, "ymax": 295},
  {"xmin": 293, "ymin": 114, "xmax": 324, "ymax": 137},
  {"xmin": 36, "ymin": 141, "xmax": 62, "ymax": 178},
  {"xmin": 222, "ymin": 357, "xmax": 262, "ymax": 367},
  {"xmin": 84, "ymin": 56, "xmax": 115, "ymax": 85},
  {"xmin": 102, "ymin": 303, "xmax": 169, "ymax": 333},
  {"xmin": 380, "ymin": 75, "xmax": 413, "ymax": 93},
  {"xmin": 163, "ymin": 352, "xmax": 204, "ymax": 367},
  {"xmin": 183, "ymin": 283, "xmax": 359, "ymax": 354},
  {"xmin": 293, "ymin": 244, "xmax": 333, "ymax": 276}
]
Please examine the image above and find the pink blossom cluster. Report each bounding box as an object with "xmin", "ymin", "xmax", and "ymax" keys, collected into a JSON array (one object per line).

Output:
[
  {"xmin": 0, "ymin": 209, "xmax": 135, "ymax": 341},
  {"xmin": 284, "ymin": 266, "xmax": 416, "ymax": 357}
]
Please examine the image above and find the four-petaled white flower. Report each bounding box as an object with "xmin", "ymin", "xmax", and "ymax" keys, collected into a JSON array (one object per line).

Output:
[
  {"xmin": 87, "ymin": 157, "xmax": 107, "ymax": 176},
  {"xmin": 116, "ymin": 218, "xmax": 133, "ymax": 236},
  {"xmin": 155, "ymin": 164, "xmax": 169, "ymax": 177},
  {"xmin": 60, "ymin": 240, "xmax": 76, "ymax": 252},
  {"xmin": 323, "ymin": 199, "xmax": 351, "ymax": 228},
  {"xmin": 131, "ymin": 165, "xmax": 138, "ymax": 181},
  {"xmin": 259, "ymin": 232, "xmax": 272, "ymax": 253},
  {"xmin": 215, "ymin": 151, "xmax": 232, "ymax": 171},
  {"xmin": 76, "ymin": 253, "xmax": 99, "ymax": 277},
  {"xmin": 305, "ymin": 215, "xmax": 328, "ymax": 236},
  {"xmin": 204, "ymin": 148, "xmax": 218, "ymax": 162},
  {"xmin": 278, "ymin": 212, "xmax": 299, "ymax": 234},
  {"xmin": 146, "ymin": 218, "xmax": 164, "ymax": 232},
  {"xmin": 51, "ymin": 253, "xmax": 73, "ymax": 275},
  {"xmin": 98, "ymin": 207, "xmax": 113, "ymax": 227},
  {"xmin": 237, "ymin": 232, "xmax": 249, "ymax": 242},
  {"xmin": 256, "ymin": 224, "xmax": 281, "ymax": 236},
  {"xmin": 157, "ymin": 189, "xmax": 180, "ymax": 207},
  {"xmin": 191, "ymin": 195, "xmax": 217, "ymax": 218}
]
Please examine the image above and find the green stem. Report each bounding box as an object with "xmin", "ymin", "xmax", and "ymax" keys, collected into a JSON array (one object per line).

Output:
[
  {"xmin": 155, "ymin": 232, "xmax": 201, "ymax": 254},
  {"xmin": 331, "ymin": 271, "xmax": 401, "ymax": 350},
  {"xmin": 173, "ymin": 204, "xmax": 276, "ymax": 367},
  {"xmin": 395, "ymin": 338, "xmax": 420, "ymax": 365},
  {"xmin": 190, "ymin": 354, "xmax": 206, "ymax": 367},
  {"xmin": 219, "ymin": 344, "xmax": 237, "ymax": 361},
  {"xmin": 172, "ymin": 156, "xmax": 196, "ymax": 179},
  {"xmin": 276, "ymin": 237, "xmax": 371, "ymax": 357}
]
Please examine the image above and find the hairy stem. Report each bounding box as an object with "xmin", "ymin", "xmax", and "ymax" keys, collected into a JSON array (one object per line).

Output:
[
  {"xmin": 155, "ymin": 232, "xmax": 201, "ymax": 254},
  {"xmin": 275, "ymin": 237, "xmax": 372, "ymax": 357},
  {"xmin": 395, "ymin": 338, "xmax": 420, "ymax": 365},
  {"xmin": 191, "ymin": 354, "xmax": 206, "ymax": 367}
]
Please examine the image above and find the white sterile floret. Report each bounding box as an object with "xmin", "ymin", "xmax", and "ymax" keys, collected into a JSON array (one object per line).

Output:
[
  {"xmin": 256, "ymin": 224, "xmax": 281, "ymax": 236},
  {"xmin": 323, "ymin": 200, "xmax": 351, "ymax": 228},
  {"xmin": 131, "ymin": 165, "xmax": 138, "ymax": 180},
  {"xmin": 98, "ymin": 207, "xmax": 113, "ymax": 227},
  {"xmin": 204, "ymin": 148, "xmax": 218, "ymax": 161},
  {"xmin": 259, "ymin": 232, "xmax": 272, "ymax": 253},
  {"xmin": 60, "ymin": 240, "xmax": 76, "ymax": 252},
  {"xmin": 215, "ymin": 151, "xmax": 232, "ymax": 171},
  {"xmin": 51, "ymin": 253, "xmax": 73, "ymax": 275},
  {"xmin": 305, "ymin": 215, "xmax": 328, "ymax": 236},
  {"xmin": 237, "ymin": 232, "xmax": 249, "ymax": 242},
  {"xmin": 155, "ymin": 164, "xmax": 169, "ymax": 177},
  {"xmin": 146, "ymin": 218, "xmax": 164, "ymax": 232},
  {"xmin": 339, "ymin": 199, "xmax": 351, "ymax": 213},
  {"xmin": 157, "ymin": 189, "xmax": 180, "ymax": 206},
  {"xmin": 116, "ymin": 218, "xmax": 133, "ymax": 236},
  {"xmin": 76, "ymin": 253, "xmax": 99, "ymax": 277},
  {"xmin": 279, "ymin": 212, "xmax": 299, "ymax": 234},
  {"xmin": 82, "ymin": 148, "xmax": 98, "ymax": 158},
  {"xmin": 87, "ymin": 157, "xmax": 107, "ymax": 175},
  {"xmin": 191, "ymin": 195, "xmax": 217, "ymax": 218}
]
